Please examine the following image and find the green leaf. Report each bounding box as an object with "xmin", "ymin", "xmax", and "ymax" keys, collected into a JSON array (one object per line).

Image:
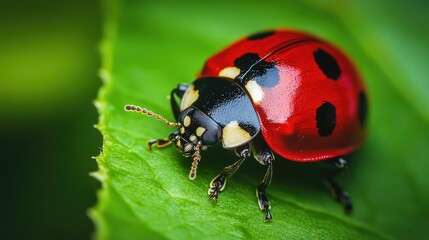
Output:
[{"xmin": 91, "ymin": 0, "xmax": 429, "ymax": 239}]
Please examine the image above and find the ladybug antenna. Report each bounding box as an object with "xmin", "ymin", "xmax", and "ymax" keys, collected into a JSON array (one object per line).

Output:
[
  {"xmin": 189, "ymin": 142, "xmax": 202, "ymax": 180},
  {"xmin": 124, "ymin": 104, "xmax": 178, "ymax": 127}
]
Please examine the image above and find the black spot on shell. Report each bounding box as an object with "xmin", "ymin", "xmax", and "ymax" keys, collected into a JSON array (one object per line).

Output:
[
  {"xmin": 234, "ymin": 53, "xmax": 280, "ymax": 87},
  {"xmin": 358, "ymin": 91, "xmax": 368, "ymax": 126},
  {"xmin": 247, "ymin": 30, "xmax": 276, "ymax": 40},
  {"xmin": 316, "ymin": 101, "xmax": 336, "ymax": 136},
  {"xmin": 234, "ymin": 53, "xmax": 261, "ymax": 71},
  {"xmin": 313, "ymin": 48, "xmax": 341, "ymax": 80}
]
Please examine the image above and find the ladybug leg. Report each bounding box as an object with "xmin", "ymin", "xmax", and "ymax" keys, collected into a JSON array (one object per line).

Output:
[
  {"xmin": 147, "ymin": 139, "xmax": 172, "ymax": 150},
  {"xmin": 322, "ymin": 158, "xmax": 353, "ymax": 213},
  {"xmin": 256, "ymin": 162, "xmax": 273, "ymax": 222},
  {"xmin": 170, "ymin": 84, "xmax": 189, "ymax": 120},
  {"xmin": 252, "ymin": 134, "xmax": 275, "ymax": 222},
  {"xmin": 208, "ymin": 144, "xmax": 250, "ymax": 202},
  {"xmin": 147, "ymin": 131, "xmax": 178, "ymax": 150}
]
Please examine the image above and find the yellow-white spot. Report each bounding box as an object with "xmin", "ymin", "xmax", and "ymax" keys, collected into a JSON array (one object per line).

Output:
[
  {"xmin": 245, "ymin": 80, "xmax": 264, "ymax": 103},
  {"xmin": 183, "ymin": 116, "xmax": 191, "ymax": 127},
  {"xmin": 219, "ymin": 66, "xmax": 241, "ymax": 79},
  {"xmin": 189, "ymin": 135, "xmax": 197, "ymax": 142},
  {"xmin": 184, "ymin": 144, "xmax": 193, "ymax": 152},
  {"xmin": 180, "ymin": 127, "xmax": 185, "ymax": 134},
  {"xmin": 176, "ymin": 139, "xmax": 182, "ymax": 148},
  {"xmin": 222, "ymin": 120, "xmax": 252, "ymax": 148},
  {"xmin": 180, "ymin": 84, "xmax": 199, "ymax": 110},
  {"xmin": 196, "ymin": 127, "xmax": 206, "ymax": 137}
]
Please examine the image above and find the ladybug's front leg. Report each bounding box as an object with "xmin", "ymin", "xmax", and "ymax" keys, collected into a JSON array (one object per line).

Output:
[
  {"xmin": 208, "ymin": 144, "xmax": 250, "ymax": 201},
  {"xmin": 322, "ymin": 158, "xmax": 353, "ymax": 213},
  {"xmin": 147, "ymin": 131, "xmax": 178, "ymax": 150}
]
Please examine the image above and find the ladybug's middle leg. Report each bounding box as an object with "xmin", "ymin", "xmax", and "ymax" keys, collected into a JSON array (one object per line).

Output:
[
  {"xmin": 208, "ymin": 144, "xmax": 250, "ymax": 201},
  {"xmin": 257, "ymin": 162, "xmax": 273, "ymax": 222},
  {"xmin": 322, "ymin": 157, "xmax": 353, "ymax": 213},
  {"xmin": 251, "ymin": 134, "xmax": 275, "ymax": 222}
]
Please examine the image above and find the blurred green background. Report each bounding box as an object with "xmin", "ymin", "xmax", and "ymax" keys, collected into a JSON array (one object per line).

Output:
[
  {"xmin": 1, "ymin": 0, "xmax": 429, "ymax": 239},
  {"xmin": 0, "ymin": 0, "xmax": 101, "ymax": 239}
]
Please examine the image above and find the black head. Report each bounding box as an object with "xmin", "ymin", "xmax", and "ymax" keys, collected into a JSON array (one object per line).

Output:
[{"xmin": 170, "ymin": 107, "xmax": 221, "ymax": 157}]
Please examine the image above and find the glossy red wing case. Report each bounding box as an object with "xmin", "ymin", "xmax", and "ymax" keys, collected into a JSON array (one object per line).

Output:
[{"xmin": 198, "ymin": 30, "xmax": 367, "ymax": 161}]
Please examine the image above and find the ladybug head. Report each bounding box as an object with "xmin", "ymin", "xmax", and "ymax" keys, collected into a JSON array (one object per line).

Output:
[
  {"xmin": 124, "ymin": 104, "xmax": 221, "ymax": 180},
  {"xmin": 175, "ymin": 107, "xmax": 221, "ymax": 152},
  {"xmin": 169, "ymin": 107, "xmax": 221, "ymax": 179}
]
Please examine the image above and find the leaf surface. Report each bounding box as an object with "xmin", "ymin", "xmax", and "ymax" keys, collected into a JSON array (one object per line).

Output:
[{"xmin": 91, "ymin": 0, "xmax": 429, "ymax": 239}]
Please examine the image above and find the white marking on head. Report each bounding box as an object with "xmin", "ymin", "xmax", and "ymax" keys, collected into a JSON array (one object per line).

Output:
[
  {"xmin": 219, "ymin": 66, "xmax": 241, "ymax": 79},
  {"xmin": 184, "ymin": 143, "xmax": 193, "ymax": 152},
  {"xmin": 222, "ymin": 120, "xmax": 252, "ymax": 148},
  {"xmin": 183, "ymin": 116, "xmax": 191, "ymax": 127},
  {"xmin": 196, "ymin": 127, "xmax": 206, "ymax": 137},
  {"xmin": 245, "ymin": 80, "xmax": 264, "ymax": 103},
  {"xmin": 180, "ymin": 84, "xmax": 199, "ymax": 110}
]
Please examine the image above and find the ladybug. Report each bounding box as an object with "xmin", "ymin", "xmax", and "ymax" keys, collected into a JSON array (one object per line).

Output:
[{"xmin": 125, "ymin": 29, "xmax": 368, "ymax": 222}]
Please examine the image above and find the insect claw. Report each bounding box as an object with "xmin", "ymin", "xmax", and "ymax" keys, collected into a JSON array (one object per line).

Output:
[
  {"xmin": 264, "ymin": 209, "xmax": 272, "ymax": 222},
  {"xmin": 147, "ymin": 140, "xmax": 156, "ymax": 151},
  {"xmin": 208, "ymin": 187, "xmax": 219, "ymax": 202}
]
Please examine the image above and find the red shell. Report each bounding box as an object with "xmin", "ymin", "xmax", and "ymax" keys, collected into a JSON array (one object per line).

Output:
[{"xmin": 198, "ymin": 30, "xmax": 367, "ymax": 162}]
